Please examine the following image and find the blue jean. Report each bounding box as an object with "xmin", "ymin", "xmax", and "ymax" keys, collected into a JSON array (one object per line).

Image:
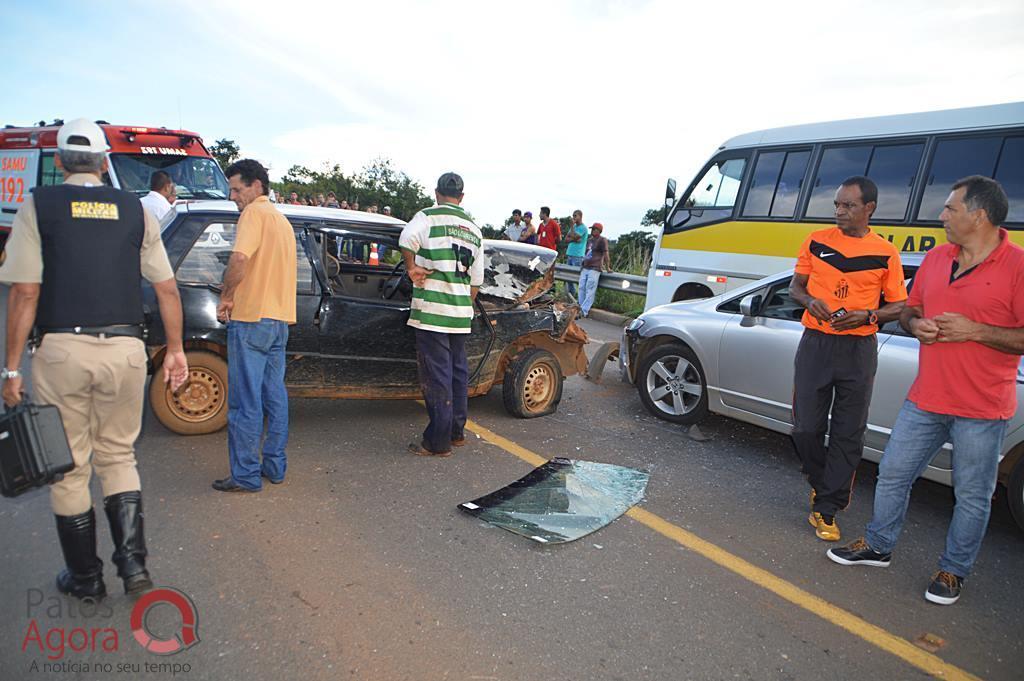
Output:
[
  {"xmin": 565, "ymin": 256, "xmax": 583, "ymax": 297},
  {"xmin": 227, "ymin": 319, "xmax": 290, "ymax": 490},
  {"xmin": 865, "ymin": 400, "xmax": 1007, "ymax": 577},
  {"xmin": 414, "ymin": 329, "xmax": 468, "ymax": 454},
  {"xmin": 579, "ymin": 268, "xmax": 601, "ymax": 316}
]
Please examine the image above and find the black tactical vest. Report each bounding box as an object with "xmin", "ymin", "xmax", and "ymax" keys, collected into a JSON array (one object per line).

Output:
[{"xmin": 33, "ymin": 183, "xmax": 146, "ymax": 328}]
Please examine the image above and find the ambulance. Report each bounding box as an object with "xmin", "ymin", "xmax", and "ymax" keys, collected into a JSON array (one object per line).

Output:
[{"xmin": 0, "ymin": 119, "xmax": 230, "ymax": 246}]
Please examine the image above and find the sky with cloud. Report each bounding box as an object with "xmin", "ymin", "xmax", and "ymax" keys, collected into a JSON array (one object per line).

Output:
[{"xmin": 5, "ymin": 0, "xmax": 1023, "ymax": 235}]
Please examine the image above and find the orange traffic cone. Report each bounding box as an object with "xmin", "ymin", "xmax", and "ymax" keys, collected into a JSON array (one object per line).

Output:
[{"xmin": 369, "ymin": 243, "xmax": 379, "ymax": 266}]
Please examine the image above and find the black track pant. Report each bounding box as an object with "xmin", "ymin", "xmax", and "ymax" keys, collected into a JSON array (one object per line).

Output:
[{"xmin": 791, "ymin": 329, "xmax": 878, "ymax": 517}]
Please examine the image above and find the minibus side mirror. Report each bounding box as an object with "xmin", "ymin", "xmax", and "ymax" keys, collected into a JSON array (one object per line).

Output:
[{"xmin": 665, "ymin": 178, "xmax": 677, "ymax": 201}]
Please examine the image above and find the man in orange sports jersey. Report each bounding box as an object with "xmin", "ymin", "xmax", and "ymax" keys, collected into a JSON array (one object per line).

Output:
[{"xmin": 789, "ymin": 176, "xmax": 908, "ymax": 542}]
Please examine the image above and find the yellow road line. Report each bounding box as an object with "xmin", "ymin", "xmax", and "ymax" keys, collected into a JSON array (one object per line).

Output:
[{"xmin": 463, "ymin": 416, "xmax": 981, "ymax": 681}]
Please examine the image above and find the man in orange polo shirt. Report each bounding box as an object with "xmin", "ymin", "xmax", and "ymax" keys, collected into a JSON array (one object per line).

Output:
[
  {"xmin": 213, "ymin": 159, "xmax": 297, "ymax": 493},
  {"xmin": 790, "ymin": 176, "xmax": 907, "ymax": 541},
  {"xmin": 829, "ymin": 176, "xmax": 1024, "ymax": 605}
]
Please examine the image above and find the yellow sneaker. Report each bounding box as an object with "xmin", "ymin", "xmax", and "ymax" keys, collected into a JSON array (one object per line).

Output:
[
  {"xmin": 810, "ymin": 489, "xmax": 817, "ymax": 510},
  {"xmin": 808, "ymin": 512, "xmax": 841, "ymax": 541}
]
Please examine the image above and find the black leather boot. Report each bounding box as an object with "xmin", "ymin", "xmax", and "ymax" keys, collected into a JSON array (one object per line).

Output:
[
  {"xmin": 104, "ymin": 491, "xmax": 154, "ymax": 596},
  {"xmin": 55, "ymin": 509, "xmax": 106, "ymax": 601}
]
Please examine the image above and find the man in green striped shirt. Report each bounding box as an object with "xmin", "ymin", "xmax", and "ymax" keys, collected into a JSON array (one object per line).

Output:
[{"xmin": 400, "ymin": 172, "xmax": 484, "ymax": 456}]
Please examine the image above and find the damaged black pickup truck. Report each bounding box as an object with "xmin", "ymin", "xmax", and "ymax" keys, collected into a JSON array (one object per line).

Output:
[{"xmin": 142, "ymin": 202, "xmax": 589, "ymax": 435}]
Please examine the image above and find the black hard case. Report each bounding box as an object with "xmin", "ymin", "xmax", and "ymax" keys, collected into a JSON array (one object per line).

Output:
[{"xmin": 0, "ymin": 401, "xmax": 74, "ymax": 498}]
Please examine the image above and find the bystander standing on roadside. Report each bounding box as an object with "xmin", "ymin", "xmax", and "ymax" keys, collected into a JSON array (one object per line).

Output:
[
  {"xmin": 537, "ymin": 206, "xmax": 561, "ymax": 252},
  {"xmin": 288, "ymin": 191, "xmax": 300, "ymax": 205},
  {"xmin": 578, "ymin": 222, "xmax": 609, "ymax": 317},
  {"xmin": 400, "ymin": 172, "xmax": 483, "ymax": 458},
  {"xmin": 325, "ymin": 191, "xmax": 340, "ymax": 208},
  {"xmin": 828, "ymin": 176, "xmax": 1024, "ymax": 606},
  {"xmin": 519, "ymin": 211, "xmax": 538, "ymax": 244},
  {"xmin": 789, "ymin": 176, "xmax": 907, "ymax": 542},
  {"xmin": 352, "ymin": 199, "xmax": 360, "ymax": 211},
  {"xmin": 506, "ymin": 209, "xmax": 525, "ymax": 241},
  {"xmin": 340, "ymin": 199, "xmax": 350, "ymax": 209},
  {"xmin": 382, "ymin": 205, "xmax": 392, "ymax": 216},
  {"xmin": 213, "ymin": 159, "xmax": 297, "ymax": 493},
  {"xmin": 564, "ymin": 209, "xmax": 588, "ymax": 297},
  {"xmin": 0, "ymin": 119, "xmax": 188, "ymax": 600},
  {"xmin": 140, "ymin": 171, "xmax": 176, "ymax": 221}
]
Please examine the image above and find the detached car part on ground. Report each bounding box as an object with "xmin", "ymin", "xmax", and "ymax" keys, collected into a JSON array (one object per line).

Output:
[
  {"xmin": 142, "ymin": 202, "xmax": 588, "ymax": 436},
  {"xmin": 617, "ymin": 255, "xmax": 1024, "ymax": 533}
]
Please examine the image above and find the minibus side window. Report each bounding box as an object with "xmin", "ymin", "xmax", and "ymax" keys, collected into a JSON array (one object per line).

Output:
[
  {"xmin": 806, "ymin": 146, "xmax": 872, "ymax": 218},
  {"xmin": 742, "ymin": 152, "xmax": 784, "ymax": 217},
  {"xmin": 866, "ymin": 143, "xmax": 923, "ymax": 221},
  {"xmin": 995, "ymin": 137, "xmax": 1024, "ymax": 224},
  {"xmin": 771, "ymin": 151, "xmax": 810, "ymax": 218},
  {"xmin": 917, "ymin": 136, "xmax": 1001, "ymax": 221},
  {"xmin": 685, "ymin": 158, "xmax": 746, "ymax": 209},
  {"xmin": 742, "ymin": 150, "xmax": 810, "ymax": 219}
]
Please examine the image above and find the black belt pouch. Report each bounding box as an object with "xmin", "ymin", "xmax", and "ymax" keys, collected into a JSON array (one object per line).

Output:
[{"xmin": 0, "ymin": 401, "xmax": 74, "ymax": 498}]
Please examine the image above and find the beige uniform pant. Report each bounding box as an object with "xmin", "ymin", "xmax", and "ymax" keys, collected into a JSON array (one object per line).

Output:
[{"xmin": 32, "ymin": 334, "xmax": 148, "ymax": 516}]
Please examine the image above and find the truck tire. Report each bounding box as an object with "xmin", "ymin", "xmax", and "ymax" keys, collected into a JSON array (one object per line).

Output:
[
  {"xmin": 150, "ymin": 350, "xmax": 229, "ymax": 435},
  {"xmin": 502, "ymin": 348, "xmax": 563, "ymax": 418}
]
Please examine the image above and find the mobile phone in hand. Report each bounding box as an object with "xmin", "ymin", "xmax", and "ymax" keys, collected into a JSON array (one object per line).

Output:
[{"xmin": 829, "ymin": 307, "xmax": 848, "ymax": 322}]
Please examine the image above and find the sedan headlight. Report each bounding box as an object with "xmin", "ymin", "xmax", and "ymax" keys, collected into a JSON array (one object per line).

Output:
[{"xmin": 627, "ymin": 318, "xmax": 646, "ymax": 333}]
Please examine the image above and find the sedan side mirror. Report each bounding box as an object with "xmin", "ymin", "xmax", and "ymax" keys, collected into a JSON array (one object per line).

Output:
[{"xmin": 739, "ymin": 294, "xmax": 762, "ymax": 317}]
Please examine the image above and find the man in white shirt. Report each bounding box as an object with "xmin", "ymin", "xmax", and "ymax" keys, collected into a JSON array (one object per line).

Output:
[
  {"xmin": 505, "ymin": 209, "xmax": 525, "ymax": 241},
  {"xmin": 140, "ymin": 171, "xmax": 175, "ymax": 221}
]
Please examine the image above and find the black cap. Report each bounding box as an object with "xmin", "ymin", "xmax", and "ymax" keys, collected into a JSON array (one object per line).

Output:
[{"xmin": 436, "ymin": 172, "xmax": 464, "ymax": 197}]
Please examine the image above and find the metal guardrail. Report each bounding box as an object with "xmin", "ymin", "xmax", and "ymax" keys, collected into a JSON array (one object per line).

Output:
[{"xmin": 553, "ymin": 264, "xmax": 647, "ymax": 297}]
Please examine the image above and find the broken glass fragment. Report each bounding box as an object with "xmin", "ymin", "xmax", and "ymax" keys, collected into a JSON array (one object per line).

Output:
[{"xmin": 459, "ymin": 458, "xmax": 649, "ymax": 544}]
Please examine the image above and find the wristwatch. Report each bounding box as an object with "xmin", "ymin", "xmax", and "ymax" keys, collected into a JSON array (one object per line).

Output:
[
  {"xmin": 866, "ymin": 310, "xmax": 879, "ymax": 325},
  {"xmin": 1, "ymin": 368, "xmax": 21, "ymax": 380}
]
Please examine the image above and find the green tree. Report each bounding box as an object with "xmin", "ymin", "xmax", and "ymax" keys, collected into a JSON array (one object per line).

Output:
[
  {"xmin": 270, "ymin": 157, "xmax": 433, "ymax": 221},
  {"xmin": 641, "ymin": 206, "xmax": 667, "ymax": 227},
  {"xmin": 209, "ymin": 139, "xmax": 240, "ymax": 170},
  {"xmin": 480, "ymin": 223, "xmax": 503, "ymax": 240},
  {"xmin": 352, "ymin": 157, "xmax": 433, "ymax": 220}
]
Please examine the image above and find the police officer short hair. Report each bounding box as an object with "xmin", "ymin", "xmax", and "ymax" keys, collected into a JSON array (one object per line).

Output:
[
  {"xmin": 952, "ymin": 175, "xmax": 1009, "ymax": 226},
  {"xmin": 840, "ymin": 176, "xmax": 878, "ymax": 205},
  {"xmin": 150, "ymin": 171, "xmax": 173, "ymax": 192},
  {"xmin": 225, "ymin": 159, "xmax": 271, "ymax": 196},
  {"xmin": 58, "ymin": 150, "xmax": 104, "ymax": 174}
]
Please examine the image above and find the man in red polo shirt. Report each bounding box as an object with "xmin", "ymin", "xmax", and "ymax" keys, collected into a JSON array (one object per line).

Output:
[
  {"xmin": 536, "ymin": 206, "xmax": 561, "ymax": 252},
  {"xmin": 828, "ymin": 176, "xmax": 1024, "ymax": 606}
]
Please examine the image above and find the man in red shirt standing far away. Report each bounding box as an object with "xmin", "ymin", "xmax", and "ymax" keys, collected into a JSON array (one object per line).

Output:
[
  {"xmin": 536, "ymin": 206, "xmax": 561, "ymax": 252},
  {"xmin": 828, "ymin": 176, "xmax": 1024, "ymax": 606}
]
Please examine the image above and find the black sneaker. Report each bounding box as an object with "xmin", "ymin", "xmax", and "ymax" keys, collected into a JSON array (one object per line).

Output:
[
  {"xmin": 827, "ymin": 538, "xmax": 891, "ymax": 567},
  {"xmin": 925, "ymin": 570, "xmax": 963, "ymax": 605}
]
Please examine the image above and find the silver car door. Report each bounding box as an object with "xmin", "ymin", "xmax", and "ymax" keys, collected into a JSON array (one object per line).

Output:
[{"xmin": 717, "ymin": 279, "xmax": 807, "ymax": 425}]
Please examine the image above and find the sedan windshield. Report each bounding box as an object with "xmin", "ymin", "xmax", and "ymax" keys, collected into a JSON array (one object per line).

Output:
[{"xmin": 110, "ymin": 154, "xmax": 229, "ymax": 200}]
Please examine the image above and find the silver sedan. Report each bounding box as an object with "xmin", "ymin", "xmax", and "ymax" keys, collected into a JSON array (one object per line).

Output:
[{"xmin": 621, "ymin": 254, "xmax": 1024, "ymax": 532}]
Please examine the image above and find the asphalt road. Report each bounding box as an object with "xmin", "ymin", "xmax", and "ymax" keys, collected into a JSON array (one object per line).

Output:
[{"xmin": 0, "ymin": 306, "xmax": 1022, "ymax": 681}]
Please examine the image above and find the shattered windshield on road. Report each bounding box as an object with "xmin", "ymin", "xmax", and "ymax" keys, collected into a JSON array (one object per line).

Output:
[{"xmin": 459, "ymin": 458, "xmax": 649, "ymax": 544}]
